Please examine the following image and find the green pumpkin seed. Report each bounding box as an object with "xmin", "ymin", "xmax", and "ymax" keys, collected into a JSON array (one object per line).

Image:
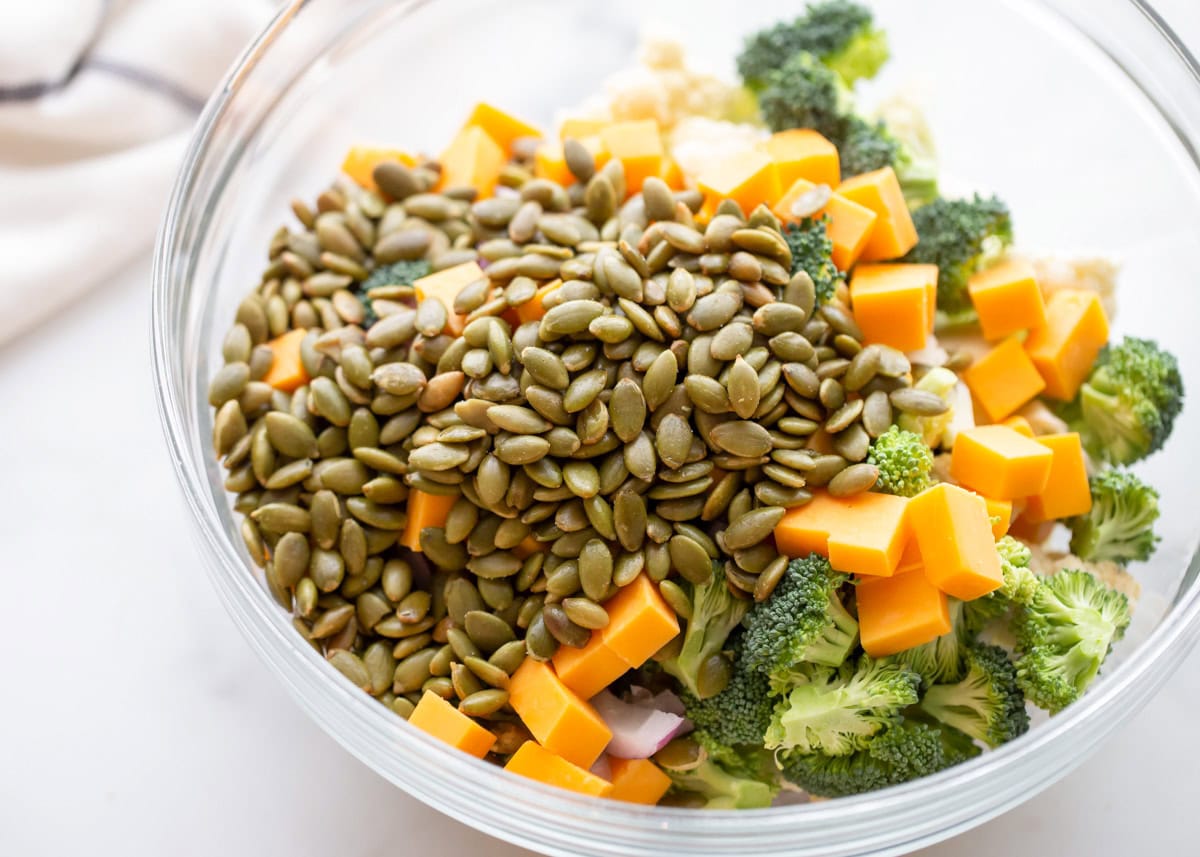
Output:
[
  {"xmin": 458, "ymin": 688, "xmax": 509, "ymax": 717},
  {"xmin": 890, "ymin": 387, "xmax": 949, "ymax": 416},
  {"xmin": 609, "ymin": 378, "xmax": 647, "ymax": 442},
  {"xmin": 655, "ymin": 414, "xmax": 693, "ymax": 470},
  {"xmin": 464, "ymin": 654, "xmax": 512, "ymax": 689},
  {"xmin": 251, "ymin": 502, "xmax": 311, "ymax": 533},
  {"xmin": 541, "ymin": 603, "xmax": 591, "ymax": 648},
  {"xmin": 264, "ymin": 412, "xmax": 318, "ymax": 458},
  {"xmin": 726, "ymin": 356, "xmax": 761, "ymax": 420},
  {"xmin": 578, "ymin": 539, "xmax": 614, "ymax": 601},
  {"xmin": 825, "ymin": 398, "xmax": 864, "ymax": 434},
  {"xmin": 328, "ymin": 650, "xmax": 371, "ymax": 690},
  {"xmin": 669, "ymin": 535, "xmax": 713, "ymax": 585},
  {"xmin": 834, "ymin": 423, "xmax": 871, "ymax": 462},
  {"xmin": 708, "ymin": 420, "xmax": 772, "ymax": 457},
  {"xmin": 722, "ymin": 506, "xmax": 786, "ymax": 551},
  {"xmin": 494, "ymin": 435, "xmax": 550, "ymax": 465},
  {"xmin": 464, "ymin": 610, "xmax": 515, "ymax": 653},
  {"xmin": 393, "ymin": 648, "xmax": 438, "ymax": 693},
  {"xmin": 562, "ymin": 597, "xmax": 609, "ymax": 629}
]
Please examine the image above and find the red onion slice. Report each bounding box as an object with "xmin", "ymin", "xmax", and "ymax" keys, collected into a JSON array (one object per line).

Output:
[{"xmin": 591, "ymin": 690, "xmax": 689, "ymax": 759}]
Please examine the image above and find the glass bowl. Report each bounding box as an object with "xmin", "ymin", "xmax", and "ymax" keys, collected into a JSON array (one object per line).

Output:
[{"xmin": 152, "ymin": 1, "xmax": 1200, "ymax": 854}]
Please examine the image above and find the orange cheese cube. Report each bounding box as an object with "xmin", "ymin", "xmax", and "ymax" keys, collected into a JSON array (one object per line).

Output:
[
  {"xmin": 599, "ymin": 120, "xmax": 664, "ymax": 195},
  {"xmin": 552, "ymin": 636, "xmax": 629, "ymax": 700},
  {"xmin": 1023, "ymin": 433, "xmax": 1092, "ymax": 522},
  {"xmin": 509, "ymin": 660, "xmax": 612, "ymax": 768},
  {"xmin": 963, "ymin": 336, "xmax": 1046, "ymax": 422},
  {"xmin": 534, "ymin": 142, "xmax": 574, "ymax": 186},
  {"xmin": 896, "ymin": 538, "xmax": 923, "ymax": 575},
  {"xmin": 414, "ymin": 261, "xmax": 486, "ymax": 336},
  {"xmin": 765, "ymin": 129, "xmax": 840, "ymax": 190},
  {"xmin": 340, "ymin": 147, "xmax": 417, "ymax": 191},
  {"xmin": 560, "ymin": 118, "xmax": 609, "ymax": 140},
  {"xmin": 438, "ymin": 125, "xmax": 506, "ymax": 198},
  {"xmin": 825, "ymin": 493, "xmax": 911, "ymax": 577},
  {"xmin": 514, "ymin": 278, "xmax": 563, "ymax": 325},
  {"xmin": 699, "ymin": 151, "xmax": 783, "ymax": 219},
  {"xmin": 608, "ymin": 758, "xmax": 672, "ymax": 805},
  {"xmin": 968, "ymin": 259, "xmax": 1047, "ymax": 341},
  {"xmin": 986, "ymin": 497, "xmax": 1013, "ymax": 538},
  {"xmin": 1001, "ymin": 415, "xmax": 1035, "ymax": 438},
  {"xmin": 462, "ymin": 102, "xmax": 541, "ymax": 154},
  {"xmin": 401, "ymin": 490, "xmax": 458, "ymax": 552},
  {"xmin": 407, "ymin": 691, "xmax": 496, "ymax": 759},
  {"xmin": 950, "ymin": 425, "xmax": 1054, "ymax": 500},
  {"xmin": 1024, "ymin": 289, "xmax": 1110, "ymax": 400},
  {"xmin": 908, "ymin": 484, "xmax": 1004, "ymax": 600},
  {"xmin": 773, "ymin": 179, "xmax": 877, "ymax": 271},
  {"xmin": 1008, "ymin": 513, "xmax": 1056, "ymax": 544},
  {"xmin": 504, "ymin": 742, "xmax": 614, "ymax": 798},
  {"xmin": 836, "ymin": 167, "xmax": 918, "ymax": 262},
  {"xmin": 261, "ymin": 328, "xmax": 310, "ymax": 393},
  {"xmin": 774, "ymin": 492, "xmax": 843, "ymax": 557},
  {"xmin": 856, "ymin": 570, "xmax": 952, "ymax": 657},
  {"xmin": 598, "ymin": 574, "xmax": 680, "ymax": 668},
  {"xmin": 849, "ymin": 264, "xmax": 938, "ymax": 352},
  {"xmin": 659, "ymin": 156, "xmax": 683, "ymax": 190}
]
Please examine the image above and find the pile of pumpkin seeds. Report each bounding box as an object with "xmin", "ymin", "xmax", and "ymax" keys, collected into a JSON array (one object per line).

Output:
[{"xmin": 209, "ymin": 135, "xmax": 942, "ymax": 749}]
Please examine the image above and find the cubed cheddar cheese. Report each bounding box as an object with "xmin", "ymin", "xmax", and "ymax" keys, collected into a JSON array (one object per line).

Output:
[
  {"xmin": 836, "ymin": 167, "xmax": 918, "ymax": 262},
  {"xmin": 849, "ymin": 264, "xmax": 938, "ymax": 352},
  {"xmin": 598, "ymin": 574, "xmax": 679, "ymax": 667},
  {"xmin": 514, "ymin": 279, "xmax": 563, "ymax": 324},
  {"xmin": 560, "ymin": 118, "xmax": 609, "ymax": 140},
  {"xmin": 534, "ymin": 142, "xmax": 575, "ymax": 186},
  {"xmin": 765, "ymin": 129, "xmax": 840, "ymax": 190},
  {"xmin": 986, "ymin": 497, "xmax": 1013, "ymax": 539},
  {"xmin": 826, "ymin": 493, "xmax": 910, "ymax": 578},
  {"xmin": 439, "ymin": 125, "xmax": 506, "ymax": 198},
  {"xmin": 856, "ymin": 570, "xmax": 952, "ymax": 658},
  {"xmin": 504, "ymin": 742, "xmax": 614, "ymax": 798},
  {"xmin": 261, "ymin": 328, "xmax": 310, "ymax": 392},
  {"xmin": 950, "ymin": 425, "xmax": 1054, "ymax": 500},
  {"xmin": 509, "ymin": 659, "xmax": 612, "ymax": 768},
  {"xmin": 413, "ymin": 262, "xmax": 485, "ymax": 336},
  {"xmin": 1001, "ymin": 415, "xmax": 1036, "ymax": 438},
  {"xmin": 462, "ymin": 102, "xmax": 541, "ymax": 153},
  {"xmin": 963, "ymin": 336, "xmax": 1046, "ymax": 422},
  {"xmin": 1024, "ymin": 289, "xmax": 1110, "ymax": 400},
  {"xmin": 1022, "ymin": 433, "xmax": 1092, "ymax": 522},
  {"xmin": 659, "ymin": 156, "xmax": 683, "ymax": 190},
  {"xmin": 908, "ymin": 484, "xmax": 1004, "ymax": 600},
  {"xmin": 608, "ymin": 758, "xmax": 672, "ymax": 805},
  {"xmin": 552, "ymin": 636, "xmax": 629, "ymax": 700},
  {"xmin": 407, "ymin": 690, "xmax": 497, "ymax": 759},
  {"xmin": 773, "ymin": 178, "xmax": 877, "ymax": 270},
  {"xmin": 341, "ymin": 146, "xmax": 416, "ymax": 191},
  {"xmin": 774, "ymin": 491, "xmax": 844, "ymax": 557},
  {"xmin": 599, "ymin": 120, "xmax": 664, "ymax": 195},
  {"xmin": 400, "ymin": 490, "xmax": 458, "ymax": 551},
  {"xmin": 895, "ymin": 538, "xmax": 923, "ymax": 575},
  {"xmin": 699, "ymin": 151, "xmax": 783, "ymax": 220},
  {"xmin": 967, "ymin": 259, "xmax": 1047, "ymax": 341}
]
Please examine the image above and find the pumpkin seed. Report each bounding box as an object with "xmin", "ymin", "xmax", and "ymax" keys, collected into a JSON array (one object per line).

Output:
[{"xmin": 722, "ymin": 506, "xmax": 786, "ymax": 551}]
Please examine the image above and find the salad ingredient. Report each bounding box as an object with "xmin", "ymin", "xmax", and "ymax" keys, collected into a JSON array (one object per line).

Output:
[
  {"xmin": 901, "ymin": 195, "xmax": 1013, "ymax": 317},
  {"xmin": 509, "ymin": 659, "xmax": 613, "ymax": 768},
  {"xmin": 438, "ymin": 125, "xmax": 506, "ymax": 197},
  {"xmin": 590, "ymin": 690, "xmax": 688, "ymax": 759},
  {"xmin": 949, "ymin": 425, "xmax": 1053, "ymax": 501},
  {"xmin": 504, "ymin": 741, "xmax": 615, "ymax": 797},
  {"xmin": 780, "ymin": 217, "xmax": 841, "ymax": 305},
  {"xmin": 857, "ymin": 568, "xmax": 952, "ymax": 657},
  {"xmin": 892, "ymin": 599, "xmax": 968, "ymax": 686},
  {"xmin": 908, "ymin": 484, "xmax": 1003, "ymax": 600},
  {"xmin": 1065, "ymin": 336, "xmax": 1184, "ymax": 465},
  {"xmin": 413, "ymin": 261, "xmax": 487, "ymax": 335},
  {"xmin": 967, "ymin": 258, "xmax": 1048, "ymax": 341},
  {"xmin": 897, "ymin": 367, "xmax": 959, "ymax": 448},
  {"xmin": 836, "ymin": 166, "xmax": 919, "ymax": 261},
  {"xmin": 462, "ymin": 103, "xmax": 542, "ymax": 155},
  {"xmin": 867, "ymin": 426, "xmax": 935, "ymax": 498},
  {"xmin": 826, "ymin": 492, "xmax": 910, "ymax": 577},
  {"xmin": 408, "ymin": 690, "xmax": 498, "ymax": 758},
  {"xmin": 400, "ymin": 489, "xmax": 458, "ymax": 551},
  {"xmin": 766, "ymin": 129, "xmax": 841, "ymax": 189},
  {"xmin": 848, "ymin": 263, "xmax": 936, "ymax": 351},
  {"xmin": 962, "ymin": 335, "xmax": 1046, "ymax": 422},
  {"xmin": 756, "ymin": 52, "xmax": 850, "ymax": 142},
  {"xmin": 608, "ymin": 757, "xmax": 674, "ymax": 804},
  {"xmin": 778, "ymin": 187, "xmax": 877, "ymax": 271},
  {"xmin": 697, "ymin": 150, "xmax": 782, "ymax": 218},
  {"xmin": 681, "ymin": 646, "xmax": 776, "ymax": 749},
  {"xmin": 598, "ymin": 120, "xmax": 665, "ymax": 194},
  {"xmin": 661, "ymin": 571, "xmax": 751, "ymax": 699},
  {"xmin": 260, "ymin": 328, "xmax": 310, "ymax": 392},
  {"xmin": 596, "ymin": 574, "xmax": 680, "ymax": 669},
  {"xmin": 656, "ymin": 738, "xmax": 779, "ymax": 809},
  {"xmin": 918, "ymin": 644, "xmax": 1029, "ymax": 749},
  {"xmin": 1021, "ymin": 433, "xmax": 1092, "ymax": 522},
  {"xmin": 1067, "ymin": 469, "xmax": 1161, "ymax": 565},
  {"xmin": 1024, "ymin": 289, "xmax": 1110, "ymax": 400},
  {"xmin": 341, "ymin": 147, "xmax": 416, "ymax": 191},
  {"xmin": 552, "ymin": 636, "xmax": 631, "ymax": 700}
]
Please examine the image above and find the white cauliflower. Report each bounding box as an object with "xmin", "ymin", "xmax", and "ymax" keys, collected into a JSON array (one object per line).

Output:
[
  {"xmin": 669, "ymin": 117, "xmax": 769, "ymax": 184},
  {"xmin": 1025, "ymin": 542, "xmax": 1141, "ymax": 605},
  {"xmin": 1027, "ymin": 254, "xmax": 1119, "ymax": 320}
]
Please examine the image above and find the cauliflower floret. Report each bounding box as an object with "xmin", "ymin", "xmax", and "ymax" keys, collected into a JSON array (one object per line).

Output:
[
  {"xmin": 1028, "ymin": 255, "xmax": 1119, "ymax": 320},
  {"xmin": 669, "ymin": 117, "xmax": 768, "ymax": 183},
  {"xmin": 1024, "ymin": 543, "xmax": 1141, "ymax": 605}
]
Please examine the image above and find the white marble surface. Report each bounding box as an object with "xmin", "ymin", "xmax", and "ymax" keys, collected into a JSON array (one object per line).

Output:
[{"xmin": 3, "ymin": 3, "xmax": 1200, "ymax": 855}]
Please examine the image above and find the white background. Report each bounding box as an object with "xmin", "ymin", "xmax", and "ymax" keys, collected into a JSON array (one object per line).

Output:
[{"xmin": 2, "ymin": 2, "xmax": 1199, "ymax": 855}]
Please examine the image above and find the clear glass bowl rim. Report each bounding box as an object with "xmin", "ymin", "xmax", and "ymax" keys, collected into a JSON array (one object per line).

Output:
[{"xmin": 151, "ymin": 2, "xmax": 1200, "ymax": 854}]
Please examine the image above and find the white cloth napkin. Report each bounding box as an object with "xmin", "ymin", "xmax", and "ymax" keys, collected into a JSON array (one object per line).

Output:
[{"xmin": 0, "ymin": 0, "xmax": 271, "ymax": 345}]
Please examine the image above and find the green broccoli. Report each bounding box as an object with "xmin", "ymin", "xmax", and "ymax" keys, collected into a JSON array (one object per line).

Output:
[
  {"xmin": 662, "ymin": 573, "xmax": 751, "ymax": 699},
  {"xmin": 658, "ymin": 739, "xmax": 778, "ymax": 809},
  {"xmin": 780, "ymin": 719, "xmax": 981, "ymax": 798},
  {"xmin": 838, "ymin": 116, "xmax": 900, "ymax": 178},
  {"xmin": 867, "ymin": 425, "xmax": 935, "ymax": 497},
  {"xmin": 893, "ymin": 600, "xmax": 968, "ymax": 686},
  {"xmin": 358, "ymin": 259, "xmax": 431, "ymax": 326},
  {"xmin": 900, "ymin": 195, "xmax": 1013, "ymax": 315},
  {"xmin": 1013, "ymin": 570, "xmax": 1131, "ymax": 713},
  {"xmin": 764, "ymin": 657, "xmax": 921, "ymax": 756},
  {"xmin": 1067, "ymin": 469, "xmax": 1161, "ymax": 564},
  {"xmin": 896, "ymin": 367, "xmax": 958, "ymax": 449},
  {"xmin": 995, "ymin": 536, "xmax": 1040, "ymax": 604},
  {"xmin": 737, "ymin": 1, "xmax": 889, "ymax": 90},
  {"xmin": 783, "ymin": 218, "xmax": 841, "ymax": 302},
  {"xmin": 756, "ymin": 51, "xmax": 852, "ymax": 138},
  {"xmin": 682, "ymin": 644, "xmax": 775, "ymax": 749},
  {"xmin": 1065, "ymin": 337, "xmax": 1184, "ymax": 466},
  {"xmin": 919, "ymin": 644, "xmax": 1029, "ymax": 748},
  {"xmin": 741, "ymin": 554, "xmax": 859, "ymax": 677},
  {"xmin": 874, "ymin": 97, "xmax": 941, "ymax": 207}
]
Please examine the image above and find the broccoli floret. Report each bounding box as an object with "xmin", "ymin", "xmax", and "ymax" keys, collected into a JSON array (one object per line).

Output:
[
  {"xmin": 867, "ymin": 425, "xmax": 935, "ymax": 497},
  {"xmin": 919, "ymin": 644, "xmax": 1029, "ymax": 748},
  {"xmin": 780, "ymin": 719, "xmax": 981, "ymax": 798},
  {"xmin": 764, "ymin": 657, "xmax": 921, "ymax": 756},
  {"xmin": 682, "ymin": 644, "xmax": 775, "ymax": 748},
  {"xmin": 756, "ymin": 51, "xmax": 852, "ymax": 138},
  {"xmin": 662, "ymin": 574, "xmax": 751, "ymax": 700},
  {"xmin": 838, "ymin": 116, "xmax": 900, "ymax": 177},
  {"xmin": 897, "ymin": 367, "xmax": 958, "ymax": 448},
  {"xmin": 901, "ymin": 195, "xmax": 1013, "ymax": 315},
  {"xmin": 1013, "ymin": 570, "xmax": 1131, "ymax": 713},
  {"xmin": 783, "ymin": 218, "xmax": 840, "ymax": 302},
  {"xmin": 737, "ymin": 1, "xmax": 888, "ymax": 90},
  {"xmin": 996, "ymin": 536, "xmax": 1040, "ymax": 603},
  {"xmin": 893, "ymin": 600, "xmax": 968, "ymax": 686},
  {"xmin": 1066, "ymin": 337, "xmax": 1184, "ymax": 466},
  {"xmin": 694, "ymin": 731, "xmax": 780, "ymax": 786},
  {"xmin": 1067, "ymin": 469, "xmax": 1161, "ymax": 564},
  {"xmin": 875, "ymin": 98, "xmax": 941, "ymax": 208},
  {"xmin": 659, "ymin": 741, "xmax": 778, "ymax": 809},
  {"xmin": 742, "ymin": 555, "xmax": 859, "ymax": 677},
  {"xmin": 361, "ymin": 259, "xmax": 431, "ymax": 290}
]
